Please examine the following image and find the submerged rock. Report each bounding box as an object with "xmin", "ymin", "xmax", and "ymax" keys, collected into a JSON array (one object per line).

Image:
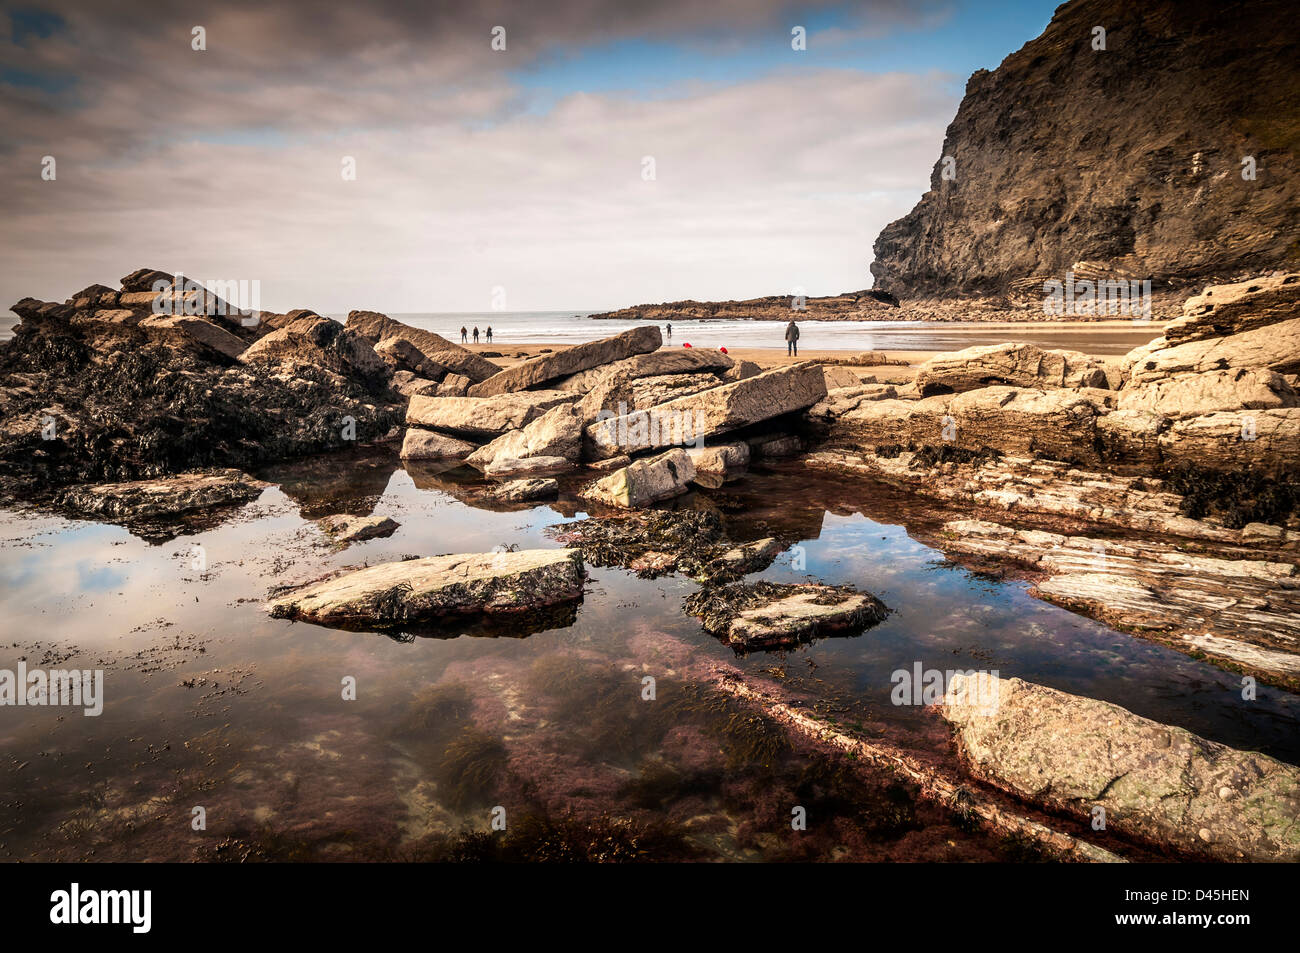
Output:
[
  {"xmin": 581, "ymin": 448, "xmax": 695, "ymax": 508},
  {"xmin": 942, "ymin": 673, "xmax": 1300, "ymax": 862},
  {"xmin": 265, "ymin": 549, "xmax": 586, "ymax": 628},
  {"xmin": 685, "ymin": 581, "xmax": 888, "ymax": 651},
  {"xmin": 317, "ymin": 513, "xmax": 399, "ymax": 545}
]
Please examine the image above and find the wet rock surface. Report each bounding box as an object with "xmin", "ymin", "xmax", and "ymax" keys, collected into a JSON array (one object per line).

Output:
[
  {"xmin": 942, "ymin": 673, "xmax": 1300, "ymax": 862},
  {"xmin": 317, "ymin": 513, "xmax": 400, "ymax": 546},
  {"xmin": 685, "ymin": 581, "xmax": 889, "ymax": 651}
]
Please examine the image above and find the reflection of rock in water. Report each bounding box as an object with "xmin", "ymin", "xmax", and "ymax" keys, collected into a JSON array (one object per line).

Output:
[
  {"xmin": 258, "ymin": 444, "xmax": 401, "ymax": 519},
  {"xmin": 379, "ymin": 599, "xmax": 583, "ymax": 642}
]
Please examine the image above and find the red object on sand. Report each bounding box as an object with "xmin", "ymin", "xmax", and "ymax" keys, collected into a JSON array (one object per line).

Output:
[
  {"xmin": 719, "ymin": 346, "xmax": 728, "ymax": 353},
  {"xmin": 683, "ymin": 342, "xmax": 691, "ymax": 347}
]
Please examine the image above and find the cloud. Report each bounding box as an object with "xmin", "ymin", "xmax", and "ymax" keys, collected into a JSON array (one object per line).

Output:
[{"xmin": 1, "ymin": 1, "xmax": 957, "ymax": 311}]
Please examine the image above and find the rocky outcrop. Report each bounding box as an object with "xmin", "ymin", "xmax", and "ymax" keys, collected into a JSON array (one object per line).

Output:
[
  {"xmin": 345, "ymin": 310, "xmax": 500, "ymax": 383},
  {"xmin": 942, "ymin": 673, "xmax": 1300, "ymax": 862},
  {"xmin": 1126, "ymin": 316, "xmax": 1300, "ymax": 384},
  {"xmin": 914, "ymin": 343, "xmax": 1110, "ymax": 396},
  {"xmin": 685, "ymin": 581, "xmax": 888, "ymax": 651},
  {"xmin": 1, "ymin": 274, "xmax": 408, "ymax": 498},
  {"xmin": 405, "ymin": 391, "xmax": 578, "ymax": 439},
  {"xmin": 870, "ymin": 0, "xmax": 1300, "ymax": 298},
  {"xmin": 1117, "ymin": 368, "xmax": 1299, "ymax": 417},
  {"xmin": 467, "ymin": 325, "xmax": 662, "ymax": 397},
  {"xmin": 581, "ymin": 448, "xmax": 695, "ymax": 508},
  {"xmin": 238, "ymin": 313, "xmax": 390, "ymax": 389},
  {"xmin": 588, "ymin": 289, "xmax": 898, "ymax": 322},
  {"xmin": 265, "ymin": 549, "xmax": 586, "ymax": 627}
]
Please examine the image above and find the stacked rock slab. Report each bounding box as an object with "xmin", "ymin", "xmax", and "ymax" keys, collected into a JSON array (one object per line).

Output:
[
  {"xmin": 345, "ymin": 310, "xmax": 501, "ymax": 383},
  {"xmin": 467, "ymin": 324, "xmax": 662, "ymax": 397}
]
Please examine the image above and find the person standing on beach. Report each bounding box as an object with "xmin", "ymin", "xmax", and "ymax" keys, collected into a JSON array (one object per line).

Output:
[
  {"xmin": 473, "ymin": 326, "xmax": 480, "ymax": 343},
  {"xmin": 785, "ymin": 320, "xmax": 800, "ymax": 356},
  {"xmin": 486, "ymin": 326, "xmax": 493, "ymax": 343},
  {"xmin": 461, "ymin": 326, "xmax": 468, "ymax": 343},
  {"xmin": 666, "ymin": 323, "xmax": 672, "ymax": 341}
]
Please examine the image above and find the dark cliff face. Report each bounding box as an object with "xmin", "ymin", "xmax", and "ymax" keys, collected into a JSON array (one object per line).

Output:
[{"xmin": 870, "ymin": 0, "xmax": 1300, "ymax": 298}]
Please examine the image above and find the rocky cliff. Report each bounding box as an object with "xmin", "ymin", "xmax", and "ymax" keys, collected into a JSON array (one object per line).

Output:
[{"xmin": 870, "ymin": 0, "xmax": 1300, "ymax": 299}]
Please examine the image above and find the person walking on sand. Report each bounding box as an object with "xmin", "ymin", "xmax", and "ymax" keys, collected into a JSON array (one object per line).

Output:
[
  {"xmin": 472, "ymin": 326, "xmax": 480, "ymax": 343},
  {"xmin": 666, "ymin": 323, "xmax": 672, "ymax": 341},
  {"xmin": 461, "ymin": 325, "xmax": 468, "ymax": 343},
  {"xmin": 486, "ymin": 326, "xmax": 493, "ymax": 343},
  {"xmin": 785, "ymin": 320, "xmax": 800, "ymax": 357}
]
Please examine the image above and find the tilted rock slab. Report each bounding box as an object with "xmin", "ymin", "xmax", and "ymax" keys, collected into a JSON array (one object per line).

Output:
[
  {"xmin": 942, "ymin": 673, "xmax": 1300, "ymax": 861},
  {"xmin": 581, "ymin": 448, "xmax": 695, "ymax": 508},
  {"xmin": 465, "ymin": 402, "xmax": 582, "ymax": 471},
  {"xmin": 914, "ymin": 342, "xmax": 1111, "ymax": 396},
  {"xmin": 585, "ymin": 362, "xmax": 827, "ymax": 457},
  {"xmin": 266, "ymin": 549, "xmax": 586, "ymax": 626},
  {"xmin": 346, "ymin": 310, "xmax": 500, "ymax": 383},
  {"xmin": 406, "ymin": 390, "xmax": 578, "ymax": 439},
  {"xmin": 1167, "ymin": 273, "xmax": 1300, "ymax": 344},
  {"xmin": 1117, "ymin": 367, "xmax": 1300, "ymax": 418},
  {"xmin": 555, "ymin": 347, "xmax": 734, "ymax": 393},
  {"xmin": 467, "ymin": 324, "xmax": 662, "ymax": 397}
]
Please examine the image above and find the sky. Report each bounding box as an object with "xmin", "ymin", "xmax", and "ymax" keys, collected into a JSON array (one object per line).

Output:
[{"xmin": 0, "ymin": 0, "xmax": 1063, "ymax": 314}]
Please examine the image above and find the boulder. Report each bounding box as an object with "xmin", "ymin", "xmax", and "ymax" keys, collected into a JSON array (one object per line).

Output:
[
  {"xmin": 1167, "ymin": 273, "xmax": 1300, "ymax": 344},
  {"xmin": 914, "ymin": 342, "xmax": 1111, "ymax": 396},
  {"xmin": 1118, "ymin": 367, "xmax": 1300, "ymax": 418},
  {"xmin": 586, "ymin": 363, "xmax": 827, "ymax": 457},
  {"xmin": 436, "ymin": 373, "xmax": 472, "ymax": 397},
  {"xmin": 238, "ymin": 314, "xmax": 390, "ymax": 388},
  {"xmin": 345, "ymin": 310, "xmax": 501, "ymax": 382},
  {"xmin": 724, "ymin": 360, "xmax": 762, "ymax": 382},
  {"xmin": 483, "ymin": 455, "xmax": 572, "ymax": 477},
  {"xmin": 465, "ymin": 403, "xmax": 582, "ymax": 472},
  {"xmin": 406, "ymin": 390, "xmax": 578, "ymax": 439},
  {"xmin": 138, "ymin": 314, "xmax": 247, "ymax": 361},
  {"xmin": 467, "ymin": 325, "xmax": 663, "ymax": 397},
  {"xmin": 1128, "ymin": 316, "xmax": 1300, "ymax": 384},
  {"xmin": 684, "ymin": 581, "xmax": 888, "ymax": 650},
  {"xmin": 317, "ymin": 513, "xmax": 399, "ymax": 545},
  {"xmin": 373, "ymin": 337, "xmax": 449, "ymax": 380},
  {"xmin": 822, "ymin": 365, "xmax": 863, "ymax": 390},
  {"xmin": 265, "ymin": 549, "xmax": 586, "ymax": 627},
  {"xmin": 581, "ymin": 448, "xmax": 695, "ymax": 508},
  {"xmin": 942, "ymin": 673, "xmax": 1300, "ymax": 862},
  {"xmin": 119, "ymin": 268, "xmax": 175, "ymax": 292},
  {"xmin": 399, "ymin": 428, "xmax": 477, "ymax": 460},
  {"xmin": 686, "ymin": 442, "xmax": 750, "ymax": 473}
]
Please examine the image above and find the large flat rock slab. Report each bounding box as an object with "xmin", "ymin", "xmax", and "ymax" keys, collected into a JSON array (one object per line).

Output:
[
  {"xmin": 1128, "ymin": 316, "xmax": 1300, "ymax": 384},
  {"xmin": 467, "ymin": 325, "xmax": 662, "ymax": 397},
  {"xmin": 55, "ymin": 468, "xmax": 268, "ymax": 520},
  {"xmin": 266, "ymin": 549, "xmax": 586, "ymax": 627},
  {"xmin": 585, "ymin": 362, "xmax": 827, "ymax": 456},
  {"xmin": 406, "ymin": 390, "xmax": 578, "ymax": 438},
  {"xmin": 1167, "ymin": 272, "xmax": 1300, "ymax": 344},
  {"xmin": 942, "ymin": 673, "xmax": 1300, "ymax": 862}
]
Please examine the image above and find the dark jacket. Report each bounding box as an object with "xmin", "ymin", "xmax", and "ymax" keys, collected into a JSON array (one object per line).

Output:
[{"xmin": 785, "ymin": 322, "xmax": 800, "ymax": 341}]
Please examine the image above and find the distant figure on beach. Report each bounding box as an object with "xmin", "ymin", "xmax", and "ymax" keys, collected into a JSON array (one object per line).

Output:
[
  {"xmin": 665, "ymin": 323, "xmax": 672, "ymax": 340},
  {"xmin": 460, "ymin": 326, "xmax": 467, "ymax": 343},
  {"xmin": 473, "ymin": 326, "xmax": 480, "ymax": 343},
  {"xmin": 485, "ymin": 326, "xmax": 493, "ymax": 342},
  {"xmin": 785, "ymin": 320, "xmax": 800, "ymax": 356}
]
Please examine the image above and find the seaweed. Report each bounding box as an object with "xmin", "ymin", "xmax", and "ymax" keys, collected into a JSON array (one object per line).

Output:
[{"xmin": 1159, "ymin": 463, "xmax": 1299, "ymax": 528}]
